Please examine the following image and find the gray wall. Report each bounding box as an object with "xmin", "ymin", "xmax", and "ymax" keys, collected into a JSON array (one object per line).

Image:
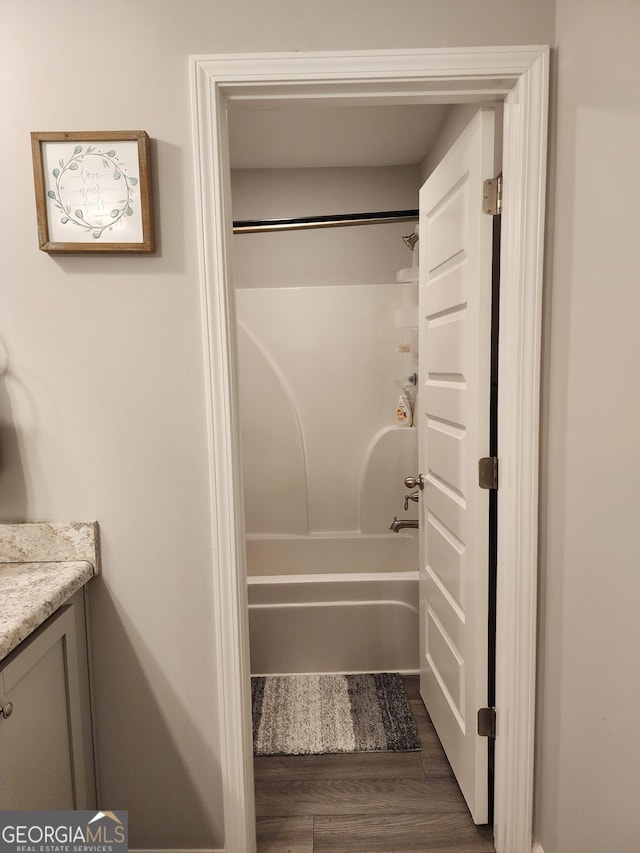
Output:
[
  {"xmin": 231, "ymin": 166, "xmax": 419, "ymax": 287},
  {"xmin": 536, "ymin": 2, "xmax": 640, "ymax": 851},
  {"xmin": 0, "ymin": 1, "xmax": 566, "ymax": 850}
]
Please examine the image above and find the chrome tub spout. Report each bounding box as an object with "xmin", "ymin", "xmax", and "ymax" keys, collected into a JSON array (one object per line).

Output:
[{"xmin": 389, "ymin": 517, "xmax": 419, "ymax": 532}]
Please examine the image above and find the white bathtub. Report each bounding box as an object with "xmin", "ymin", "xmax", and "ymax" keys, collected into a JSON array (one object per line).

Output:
[{"xmin": 246, "ymin": 534, "xmax": 418, "ymax": 675}]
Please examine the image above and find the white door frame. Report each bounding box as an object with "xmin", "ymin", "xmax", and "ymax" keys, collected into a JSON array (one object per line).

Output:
[{"xmin": 189, "ymin": 47, "xmax": 549, "ymax": 853}]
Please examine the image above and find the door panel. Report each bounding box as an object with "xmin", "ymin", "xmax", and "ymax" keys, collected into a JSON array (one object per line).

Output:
[
  {"xmin": 426, "ymin": 513, "xmax": 463, "ymax": 606},
  {"xmin": 424, "ymin": 605, "xmax": 463, "ymax": 713},
  {"xmin": 418, "ymin": 109, "xmax": 495, "ymax": 825},
  {"xmin": 425, "ymin": 311, "xmax": 467, "ymax": 377},
  {"xmin": 426, "ymin": 419, "xmax": 465, "ymax": 495}
]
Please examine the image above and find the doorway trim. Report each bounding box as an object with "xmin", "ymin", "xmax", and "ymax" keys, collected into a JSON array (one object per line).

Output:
[{"xmin": 190, "ymin": 46, "xmax": 549, "ymax": 853}]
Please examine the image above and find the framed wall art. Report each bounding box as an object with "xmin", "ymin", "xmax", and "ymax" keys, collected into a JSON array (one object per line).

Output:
[{"xmin": 31, "ymin": 130, "xmax": 155, "ymax": 253}]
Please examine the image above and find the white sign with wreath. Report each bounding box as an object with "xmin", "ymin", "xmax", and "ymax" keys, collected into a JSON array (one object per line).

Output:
[{"xmin": 41, "ymin": 139, "xmax": 144, "ymax": 244}]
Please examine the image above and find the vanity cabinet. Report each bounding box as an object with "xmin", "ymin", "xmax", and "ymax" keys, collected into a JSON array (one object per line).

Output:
[{"xmin": 0, "ymin": 590, "xmax": 96, "ymax": 809}]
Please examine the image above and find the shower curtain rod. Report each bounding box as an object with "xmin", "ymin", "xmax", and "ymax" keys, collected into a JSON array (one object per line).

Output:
[{"xmin": 232, "ymin": 208, "xmax": 419, "ymax": 234}]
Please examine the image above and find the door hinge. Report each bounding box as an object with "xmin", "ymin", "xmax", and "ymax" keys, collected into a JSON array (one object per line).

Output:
[
  {"xmin": 478, "ymin": 457, "xmax": 499, "ymax": 490},
  {"xmin": 477, "ymin": 707, "xmax": 496, "ymax": 738},
  {"xmin": 482, "ymin": 175, "xmax": 502, "ymax": 216}
]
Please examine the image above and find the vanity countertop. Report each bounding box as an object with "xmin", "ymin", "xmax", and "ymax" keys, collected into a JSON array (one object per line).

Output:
[
  {"xmin": 0, "ymin": 521, "xmax": 100, "ymax": 663},
  {"xmin": 0, "ymin": 560, "xmax": 95, "ymax": 661}
]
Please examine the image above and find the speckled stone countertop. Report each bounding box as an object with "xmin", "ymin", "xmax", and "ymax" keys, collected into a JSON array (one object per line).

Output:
[
  {"xmin": 0, "ymin": 522, "xmax": 99, "ymax": 662},
  {"xmin": 0, "ymin": 561, "xmax": 94, "ymax": 660}
]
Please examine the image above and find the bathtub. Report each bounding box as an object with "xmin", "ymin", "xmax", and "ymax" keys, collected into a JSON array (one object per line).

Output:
[{"xmin": 246, "ymin": 534, "xmax": 418, "ymax": 675}]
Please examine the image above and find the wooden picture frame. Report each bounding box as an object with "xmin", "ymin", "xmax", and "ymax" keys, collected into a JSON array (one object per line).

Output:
[{"xmin": 31, "ymin": 131, "xmax": 155, "ymax": 253}]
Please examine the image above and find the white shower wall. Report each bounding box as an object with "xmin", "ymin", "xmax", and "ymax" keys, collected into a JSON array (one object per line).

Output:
[
  {"xmin": 236, "ymin": 283, "xmax": 418, "ymax": 534},
  {"xmin": 232, "ymin": 166, "xmax": 421, "ymax": 537}
]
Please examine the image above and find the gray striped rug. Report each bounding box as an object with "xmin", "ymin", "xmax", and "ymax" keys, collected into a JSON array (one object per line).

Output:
[{"xmin": 251, "ymin": 672, "xmax": 420, "ymax": 756}]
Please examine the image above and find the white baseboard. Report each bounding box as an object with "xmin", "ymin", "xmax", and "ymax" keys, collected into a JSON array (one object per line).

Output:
[{"xmin": 532, "ymin": 844, "xmax": 545, "ymax": 853}]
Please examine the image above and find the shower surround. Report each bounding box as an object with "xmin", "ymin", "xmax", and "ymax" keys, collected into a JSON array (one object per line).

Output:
[{"xmin": 237, "ymin": 283, "xmax": 419, "ymax": 675}]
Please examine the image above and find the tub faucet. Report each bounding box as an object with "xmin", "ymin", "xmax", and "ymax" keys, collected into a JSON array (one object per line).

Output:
[{"xmin": 389, "ymin": 517, "xmax": 419, "ymax": 532}]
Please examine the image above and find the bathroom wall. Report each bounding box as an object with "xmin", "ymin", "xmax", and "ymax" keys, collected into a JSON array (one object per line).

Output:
[
  {"xmin": 535, "ymin": 3, "xmax": 640, "ymax": 850},
  {"xmin": 232, "ymin": 167, "xmax": 420, "ymax": 536},
  {"xmin": 0, "ymin": 1, "xmax": 559, "ymax": 850},
  {"xmin": 231, "ymin": 166, "xmax": 419, "ymax": 287}
]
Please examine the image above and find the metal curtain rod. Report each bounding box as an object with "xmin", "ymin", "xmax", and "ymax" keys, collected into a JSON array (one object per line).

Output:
[{"xmin": 233, "ymin": 209, "xmax": 419, "ymax": 234}]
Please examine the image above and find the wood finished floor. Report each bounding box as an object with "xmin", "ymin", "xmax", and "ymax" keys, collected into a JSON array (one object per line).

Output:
[{"xmin": 254, "ymin": 675, "xmax": 495, "ymax": 853}]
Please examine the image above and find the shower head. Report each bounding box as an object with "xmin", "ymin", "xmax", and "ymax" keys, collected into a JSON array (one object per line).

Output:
[{"xmin": 402, "ymin": 231, "xmax": 419, "ymax": 251}]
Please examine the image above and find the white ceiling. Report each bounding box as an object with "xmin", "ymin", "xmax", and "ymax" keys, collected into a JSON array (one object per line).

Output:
[{"xmin": 228, "ymin": 103, "xmax": 449, "ymax": 169}]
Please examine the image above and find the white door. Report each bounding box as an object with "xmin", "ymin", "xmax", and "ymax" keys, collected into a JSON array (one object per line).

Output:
[{"xmin": 417, "ymin": 109, "xmax": 496, "ymax": 825}]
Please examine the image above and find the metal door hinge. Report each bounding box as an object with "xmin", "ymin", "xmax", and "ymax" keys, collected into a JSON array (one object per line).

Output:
[
  {"xmin": 477, "ymin": 707, "xmax": 496, "ymax": 738},
  {"xmin": 478, "ymin": 457, "xmax": 499, "ymax": 490},
  {"xmin": 482, "ymin": 175, "xmax": 502, "ymax": 216}
]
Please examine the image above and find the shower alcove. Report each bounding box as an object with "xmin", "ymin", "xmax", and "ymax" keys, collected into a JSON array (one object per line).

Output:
[{"xmin": 231, "ymin": 156, "xmax": 431, "ymax": 676}]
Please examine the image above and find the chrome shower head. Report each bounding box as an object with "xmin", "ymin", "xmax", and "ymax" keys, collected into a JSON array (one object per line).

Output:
[{"xmin": 402, "ymin": 231, "xmax": 419, "ymax": 251}]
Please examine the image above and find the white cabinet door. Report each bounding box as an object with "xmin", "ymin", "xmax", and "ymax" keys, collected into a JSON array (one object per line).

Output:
[
  {"xmin": 418, "ymin": 109, "xmax": 495, "ymax": 824},
  {"xmin": 0, "ymin": 596, "xmax": 96, "ymax": 809}
]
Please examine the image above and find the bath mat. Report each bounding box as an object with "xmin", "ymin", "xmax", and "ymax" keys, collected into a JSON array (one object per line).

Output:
[{"xmin": 251, "ymin": 672, "xmax": 421, "ymax": 756}]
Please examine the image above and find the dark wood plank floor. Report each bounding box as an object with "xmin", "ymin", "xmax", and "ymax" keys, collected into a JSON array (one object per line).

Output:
[{"xmin": 254, "ymin": 675, "xmax": 495, "ymax": 853}]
